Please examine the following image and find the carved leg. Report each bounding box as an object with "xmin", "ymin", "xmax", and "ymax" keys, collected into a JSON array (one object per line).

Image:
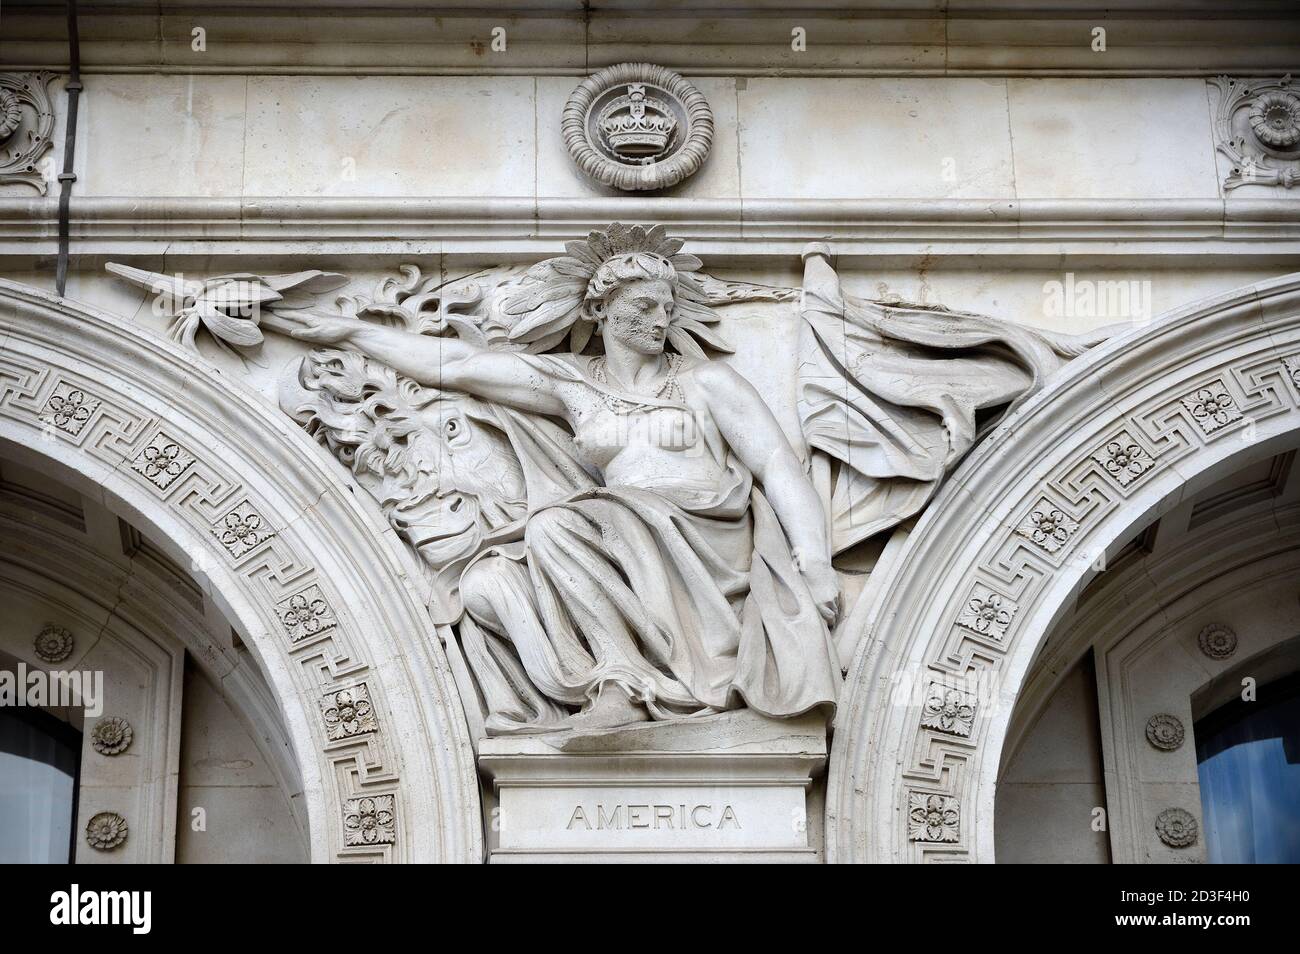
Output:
[
  {"xmin": 462, "ymin": 554, "xmax": 651, "ymax": 729},
  {"xmin": 461, "ymin": 555, "xmax": 592, "ymax": 708}
]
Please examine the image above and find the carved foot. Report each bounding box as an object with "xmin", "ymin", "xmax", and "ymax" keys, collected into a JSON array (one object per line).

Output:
[{"xmin": 568, "ymin": 683, "xmax": 649, "ymax": 731}]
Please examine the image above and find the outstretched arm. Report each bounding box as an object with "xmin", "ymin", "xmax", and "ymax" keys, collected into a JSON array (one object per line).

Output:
[
  {"xmin": 267, "ymin": 311, "xmax": 565, "ymax": 415},
  {"xmin": 700, "ymin": 362, "xmax": 839, "ymax": 623}
]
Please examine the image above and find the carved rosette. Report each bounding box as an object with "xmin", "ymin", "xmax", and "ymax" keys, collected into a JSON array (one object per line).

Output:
[
  {"xmin": 212, "ymin": 500, "xmax": 273, "ymax": 559},
  {"xmin": 1145, "ymin": 713, "xmax": 1185, "ymax": 751},
  {"xmin": 1093, "ymin": 433, "xmax": 1157, "ymax": 488},
  {"xmin": 320, "ymin": 684, "xmax": 379, "ymax": 741},
  {"xmin": 1198, "ymin": 622, "xmax": 1238, "ymax": 660},
  {"xmin": 343, "ymin": 794, "xmax": 396, "ymax": 847},
  {"xmin": 276, "ymin": 583, "xmax": 338, "ymax": 643},
  {"xmin": 85, "ymin": 812, "xmax": 129, "ymax": 851},
  {"xmin": 955, "ymin": 584, "xmax": 1018, "ymax": 640},
  {"xmin": 1179, "ymin": 383, "xmax": 1241, "ymax": 435},
  {"xmin": 921, "ymin": 683, "xmax": 977, "ymax": 737},
  {"xmin": 1155, "ymin": 807, "xmax": 1198, "ymax": 848},
  {"xmin": 1283, "ymin": 355, "xmax": 1300, "ymax": 390},
  {"xmin": 92, "ymin": 717, "xmax": 134, "ymax": 756},
  {"xmin": 563, "ymin": 63, "xmax": 713, "ymax": 191},
  {"xmin": 39, "ymin": 382, "xmax": 101, "ymax": 437},
  {"xmin": 0, "ymin": 89, "xmax": 20, "ymax": 141},
  {"xmin": 0, "ymin": 72, "xmax": 56, "ymax": 194},
  {"xmin": 131, "ymin": 433, "xmax": 195, "ymax": 491},
  {"xmin": 1210, "ymin": 75, "xmax": 1300, "ymax": 189},
  {"xmin": 907, "ymin": 791, "xmax": 960, "ymax": 843},
  {"xmin": 1015, "ymin": 500, "xmax": 1080, "ymax": 555},
  {"xmin": 33, "ymin": 624, "xmax": 73, "ymax": 663}
]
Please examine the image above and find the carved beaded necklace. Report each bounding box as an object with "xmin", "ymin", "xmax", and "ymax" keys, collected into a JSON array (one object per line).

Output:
[{"xmin": 589, "ymin": 352, "xmax": 685, "ymax": 410}]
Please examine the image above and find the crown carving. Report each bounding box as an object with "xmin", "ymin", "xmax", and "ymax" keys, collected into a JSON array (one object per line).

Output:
[
  {"xmin": 597, "ymin": 83, "xmax": 678, "ymax": 161},
  {"xmin": 563, "ymin": 63, "xmax": 712, "ymax": 190}
]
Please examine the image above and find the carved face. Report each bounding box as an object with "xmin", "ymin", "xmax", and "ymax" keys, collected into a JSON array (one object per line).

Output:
[
  {"xmin": 393, "ymin": 400, "xmax": 527, "ymax": 568},
  {"xmin": 593, "ymin": 278, "xmax": 675, "ymax": 355}
]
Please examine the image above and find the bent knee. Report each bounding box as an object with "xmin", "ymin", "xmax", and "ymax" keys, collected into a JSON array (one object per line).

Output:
[{"xmin": 460, "ymin": 556, "xmax": 519, "ymax": 622}]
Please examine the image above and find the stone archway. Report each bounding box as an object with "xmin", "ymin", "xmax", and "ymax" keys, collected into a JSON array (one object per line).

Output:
[
  {"xmin": 0, "ymin": 279, "xmax": 482, "ymax": 863},
  {"xmin": 826, "ymin": 272, "xmax": 1300, "ymax": 863}
]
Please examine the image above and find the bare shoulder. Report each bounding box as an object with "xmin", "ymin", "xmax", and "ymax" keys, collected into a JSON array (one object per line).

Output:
[
  {"xmin": 683, "ymin": 359, "xmax": 776, "ymax": 428},
  {"xmin": 683, "ymin": 357, "xmax": 750, "ymax": 393}
]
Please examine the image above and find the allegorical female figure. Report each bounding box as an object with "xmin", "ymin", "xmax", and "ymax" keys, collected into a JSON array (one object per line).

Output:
[
  {"xmin": 272, "ymin": 223, "xmax": 1113, "ymax": 735},
  {"xmin": 279, "ymin": 225, "xmax": 843, "ymax": 731}
]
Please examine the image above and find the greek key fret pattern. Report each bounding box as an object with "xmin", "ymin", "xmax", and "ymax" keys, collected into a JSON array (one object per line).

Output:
[
  {"xmin": 0, "ymin": 348, "xmax": 404, "ymax": 860},
  {"xmin": 897, "ymin": 350, "xmax": 1300, "ymax": 861}
]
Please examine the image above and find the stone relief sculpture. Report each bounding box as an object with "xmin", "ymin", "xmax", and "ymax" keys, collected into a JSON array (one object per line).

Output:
[
  {"xmin": 108, "ymin": 223, "xmax": 1111, "ymax": 737},
  {"xmin": 0, "ymin": 72, "xmax": 57, "ymax": 193},
  {"xmin": 563, "ymin": 63, "xmax": 713, "ymax": 191},
  {"xmin": 1210, "ymin": 74, "xmax": 1300, "ymax": 189}
]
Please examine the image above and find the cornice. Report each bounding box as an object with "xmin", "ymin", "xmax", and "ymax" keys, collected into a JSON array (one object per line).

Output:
[
  {"xmin": 4, "ymin": 196, "xmax": 1300, "ymax": 262},
  {"xmin": 2, "ymin": 2, "xmax": 1298, "ymax": 77}
]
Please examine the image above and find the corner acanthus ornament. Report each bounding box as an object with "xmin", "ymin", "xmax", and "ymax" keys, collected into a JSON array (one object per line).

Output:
[
  {"xmin": 107, "ymin": 224, "xmax": 1117, "ymax": 738},
  {"xmin": 0, "ymin": 72, "xmax": 56, "ymax": 194},
  {"xmin": 563, "ymin": 63, "xmax": 713, "ymax": 191},
  {"xmin": 1210, "ymin": 74, "xmax": 1300, "ymax": 189}
]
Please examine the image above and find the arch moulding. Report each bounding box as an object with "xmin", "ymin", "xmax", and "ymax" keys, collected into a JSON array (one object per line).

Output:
[
  {"xmin": 0, "ymin": 279, "xmax": 482, "ymax": 863},
  {"xmin": 826, "ymin": 271, "xmax": 1300, "ymax": 863}
]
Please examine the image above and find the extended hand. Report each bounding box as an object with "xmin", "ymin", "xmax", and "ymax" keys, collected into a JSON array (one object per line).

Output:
[{"xmin": 264, "ymin": 310, "xmax": 359, "ymax": 345}]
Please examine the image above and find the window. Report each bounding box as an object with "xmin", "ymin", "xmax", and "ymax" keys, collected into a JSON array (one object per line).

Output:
[
  {"xmin": 0, "ymin": 706, "xmax": 81, "ymax": 863},
  {"xmin": 1196, "ymin": 672, "xmax": 1300, "ymax": 863}
]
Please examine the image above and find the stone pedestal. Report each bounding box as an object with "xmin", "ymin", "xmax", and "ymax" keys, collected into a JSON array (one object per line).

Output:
[{"xmin": 479, "ymin": 710, "xmax": 826, "ymax": 863}]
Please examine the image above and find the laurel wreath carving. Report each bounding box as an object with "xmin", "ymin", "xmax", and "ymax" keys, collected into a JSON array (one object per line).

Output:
[{"xmin": 562, "ymin": 63, "xmax": 713, "ymax": 191}]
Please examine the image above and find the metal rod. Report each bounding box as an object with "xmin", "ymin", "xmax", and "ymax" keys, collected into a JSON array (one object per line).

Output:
[{"xmin": 54, "ymin": 0, "xmax": 80, "ymax": 297}]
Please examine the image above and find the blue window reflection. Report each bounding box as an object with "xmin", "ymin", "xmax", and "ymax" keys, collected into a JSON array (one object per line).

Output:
[
  {"xmin": 1195, "ymin": 674, "xmax": 1300, "ymax": 864},
  {"xmin": 0, "ymin": 707, "xmax": 80, "ymax": 863}
]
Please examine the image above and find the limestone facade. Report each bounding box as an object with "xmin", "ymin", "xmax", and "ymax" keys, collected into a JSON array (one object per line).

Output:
[{"xmin": 1, "ymin": 1, "xmax": 1299, "ymax": 863}]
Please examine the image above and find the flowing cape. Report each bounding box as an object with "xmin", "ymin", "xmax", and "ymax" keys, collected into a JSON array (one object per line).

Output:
[{"xmin": 798, "ymin": 252, "xmax": 1114, "ymax": 554}]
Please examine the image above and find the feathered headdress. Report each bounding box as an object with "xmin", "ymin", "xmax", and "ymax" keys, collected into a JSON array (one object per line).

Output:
[{"xmin": 493, "ymin": 222, "xmax": 793, "ymax": 358}]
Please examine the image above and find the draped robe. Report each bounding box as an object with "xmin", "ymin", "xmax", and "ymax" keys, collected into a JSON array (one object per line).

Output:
[
  {"xmin": 437, "ymin": 255, "xmax": 1115, "ymax": 734},
  {"xmin": 449, "ymin": 353, "xmax": 840, "ymax": 734}
]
